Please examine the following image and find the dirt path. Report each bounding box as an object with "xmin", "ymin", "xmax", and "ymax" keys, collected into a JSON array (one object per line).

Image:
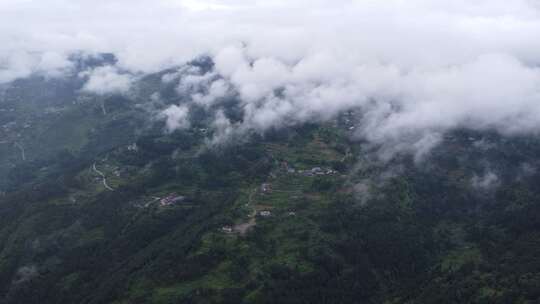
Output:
[
  {"xmin": 232, "ymin": 187, "xmax": 258, "ymax": 236},
  {"xmin": 247, "ymin": 187, "xmax": 257, "ymax": 205},
  {"xmin": 234, "ymin": 216, "xmax": 256, "ymax": 236}
]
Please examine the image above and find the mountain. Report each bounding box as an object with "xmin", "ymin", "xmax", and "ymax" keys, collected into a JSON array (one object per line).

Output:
[{"xmin": 1, "ymin": 58, "xmax": 540, "ymax": 304}]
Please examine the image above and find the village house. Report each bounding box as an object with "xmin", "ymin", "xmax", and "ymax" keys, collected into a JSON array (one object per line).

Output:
[
  {"xmin": 282, "ymin": 161, "xmax": 296, "ymax": 174},
  {"xmin": 221, "ymin": 226, "xmax": 233, "ymax": 233},
  {"xmin": 259, "ymin": 210, "xmax": 272, "ymax": 217},
  {"xmin": 159, "ymin": 193, "xmax": 186, "ymax": 206},
  {"xmin": 325, "ymin": 168, "xmax": 336, "ymax": 175},
  {"xmin": 127, "ymin": 143, "xmax": 138, "ymax": 152},
  {"xmin": 260, "ymin": 183, "xmax": 272, "ymax": 193},
  {"xmin": 295, "ymin": 167, "xmax": 336, "ymax": 177},
  {"xmin": 311, "ymin": 167, "xmax": 324, "ymax": 175}
]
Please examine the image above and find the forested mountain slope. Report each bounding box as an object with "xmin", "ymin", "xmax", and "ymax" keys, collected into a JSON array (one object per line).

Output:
[{"xmin": 1, "ymin": 58, "xmax": 540, "ymax": 304}]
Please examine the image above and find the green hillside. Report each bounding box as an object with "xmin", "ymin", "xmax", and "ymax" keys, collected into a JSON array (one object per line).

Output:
[{"xmin": 1, "ymin": 61, "xmax": 540, "ymax": 304}]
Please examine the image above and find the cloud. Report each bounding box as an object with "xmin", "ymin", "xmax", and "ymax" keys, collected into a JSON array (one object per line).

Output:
[
  {"xmin": 0, "ymin": 51, "xmax": 72, "ymax": 83},
  {"xmin": 191, "ymin": 79, "xmax": 231, "ymax": 107},
  {"xmin": 206, "ymin": 110, "xmax": 238, "ymax": 146},
  {"xmin": 13, "ymin": 265, "xmax": 38, "ymax": 284},
  {"xmin": 80, "ymin": 66, "xmax": 133, "ymax": 95},
  {"xmin": 471, "ymin": 171, "xmax": 499, "ymax": 191},
  {"xmin": 2, "ymin": 0, "xmax": 540, "ymax": 157},
  {"xmin": 160, "ymin": 104, "xmax": 190, "ymax": 132}
]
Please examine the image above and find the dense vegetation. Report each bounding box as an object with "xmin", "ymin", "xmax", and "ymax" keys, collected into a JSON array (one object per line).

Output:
[{"xmin": 1, "ymin": 57, "xmax": 540, "ymax": 304}]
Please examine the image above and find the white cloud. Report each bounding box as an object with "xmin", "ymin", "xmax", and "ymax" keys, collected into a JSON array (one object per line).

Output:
[
  {"xmin": 161, "ymin": 104, "xmax": 190, "ymax": 132},
  {"xmin": 0, "ymin": 51, "xmax": 72, "ymax": 83},
  {"xmin": 206, "ymin": 109, "xmax": 237, "ymax": 146},
  {"xmin": 2, "ymin": 0, "xmax": 540, "ymax": 157},
  {"xmin": 471, "ymin": 171, "xmax": 500, "ymax": 191},
  {"xmin": 192, "ymin": 79, "xmax": 231, "ymax": 108},
  {"xmin": 80, "ymin": 66, "xmax": 133, "ymax": 95}
]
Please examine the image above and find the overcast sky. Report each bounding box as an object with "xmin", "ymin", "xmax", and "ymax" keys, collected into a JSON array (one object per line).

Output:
[{"xmin": 2, "ymin": 0, "xmax": 540, "ymax": 158}]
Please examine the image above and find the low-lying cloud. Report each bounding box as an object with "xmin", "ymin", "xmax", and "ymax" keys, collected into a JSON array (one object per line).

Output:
[
  {"xmin": 161, "ymin": 104, "xmax": 190, "ymax": 132},
  {"xmin": 471, "ymin": 170, "xmax": 500, "ymax": 191},
  {"xmin": 2, "ymin": 0, "xmax": 540, "ymax": 157},
  {"xmin": 80, "ymin": 66, "xmax": 133, "ymax": 95},
  {"xmin": 0, "ymin": 51, "xmax": 73, "ymax": 83}
]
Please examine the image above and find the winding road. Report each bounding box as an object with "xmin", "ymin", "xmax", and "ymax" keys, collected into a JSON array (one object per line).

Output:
[
  {"xmin": 14, "ymin": 142, "xmax": 25, "ymax": 161},
  {"xmin": 92, "ymin": 162, "xmax": 114, "ymax": 191}
]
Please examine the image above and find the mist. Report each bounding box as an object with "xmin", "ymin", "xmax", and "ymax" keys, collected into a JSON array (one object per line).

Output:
[{"xmin": 2, "ymin": 0, "xmax": 540, "ymax": 157}]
